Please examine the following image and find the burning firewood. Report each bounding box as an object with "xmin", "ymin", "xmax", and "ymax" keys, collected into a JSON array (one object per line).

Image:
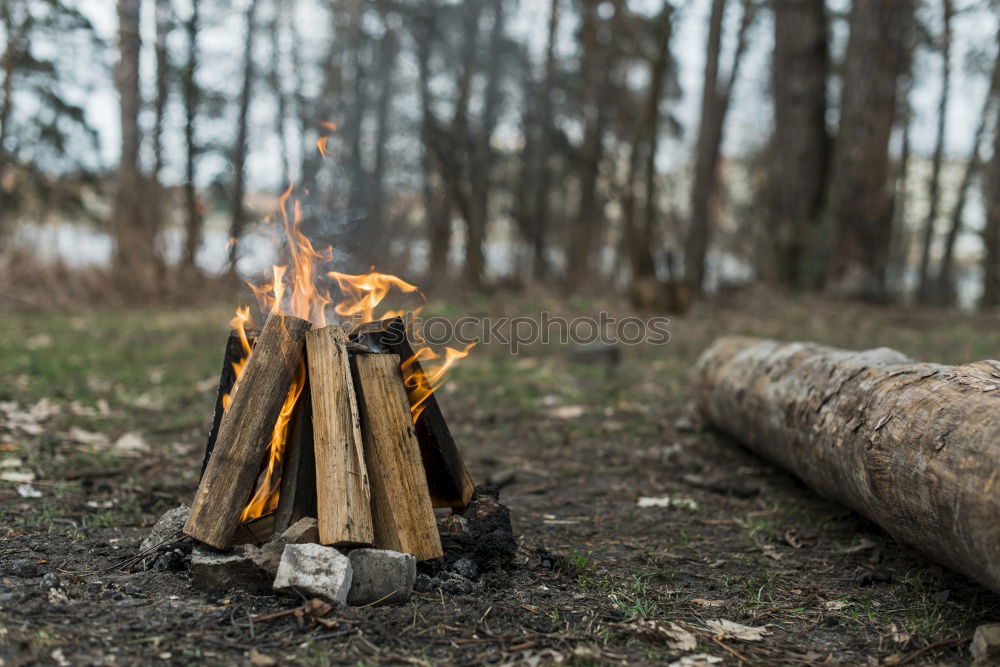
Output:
[
  {"xmin": 351, "ymin": 317, "xmax": 475, "ymax": 509},
  {"xmin": 185, "ymin": 313, "xmax": 312, "ymax": 549},
  {"xmin": 351, "ymin": 353, "xmax": 443, "ymax": 561},
  {"xmin": 272, "ymin": 380, "xmax": 317, "ymax": 535},
  {"xmin": 306, "ymin": 325, "xmax": 374, "ymax": 546}
]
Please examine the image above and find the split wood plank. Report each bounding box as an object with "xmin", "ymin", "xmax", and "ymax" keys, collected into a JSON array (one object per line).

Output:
[
  {"xmin": 350, "ymin": 317, "xmax": 475, "ymax": 508},
  {"xmin": 185, "ymin": 313, "xmax": 312, "ymax": 549},
  {"xmin": 351, "ymin": 352, "xmax": 443, "ymax": 560},
  {"xmin": 306, "ymin": 325, "xmax": 374, "ymax": 546}
]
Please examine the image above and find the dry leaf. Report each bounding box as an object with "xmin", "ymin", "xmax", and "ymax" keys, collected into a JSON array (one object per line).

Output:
[
  {"xmin": 249, "ymin": 649, "xmax": 277, "ymax": 666},
  {"xmin": 1, "ymin": 471, "xmax": 35, "ymax": 483},
  {"xmin": 691, "ymin": 598, "xmax": 724, "ymax": 607},
  {"xmin": 632, "ymin": 620, "xmax": 697, "ymax": 651},
  {"xmin": 704, "ymin": 619, "xmax": 771, "ymax": 641},
  {"xmin": 668, "ymin": 654, "xmax": 723, "ymax": 667},
  {"xmin": 637, "ymin": 496, "xmax": 698, "ymax": 510},
  {"xmin": 545, "ymin": 405, "xmax": 585, "ymax": 420},
  {"xmin": 114, "ymin": 432, "xmax": 149, "ymax": 454}
]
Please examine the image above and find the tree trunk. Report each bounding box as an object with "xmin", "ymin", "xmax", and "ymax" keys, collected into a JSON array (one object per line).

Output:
[
  {"xmin": 268, "ymin": 4, "xmax": 290, "ymax": 187},
  {"xmin": 982, "ymin": 100, "xmax": 1000, "ymax": 308},
  {"xmin": 227, "ymin": 0, "xmax": 259, "ymax": 276},
  {"xmin": 113, "ymin": 0, "xmax": 159, "ymax": 296},
  {"xmin": 566, "ymin": 0, "xmax": 609, "ymax": 288},
  {"xmin": 625, "ymin": 5, "xmax": 673, "ymax": 283},
  {"xmin": 463, "ymin": 0, "xmax": 506, "ymax": 287},
  {"xmin": 935, "ymin": 40, "xmax": 1000, "ymax": 305},
  {"xmin": 684, "ymin": 0, "xmax": 752, "ymax": 293},
  {"xmin": 696, "ymin": 336, "xmax": 1000, "ymax": 594},
  {"xmin": 916, "ymin": 0, "xmax": 953, "ymax": 303},
  {"xmin": 363, "ymin": 17, "xmax": 398, "ymax": 263},
  {"xmin": 0, "ymin": 1, "xmax": 25, "ymax": 239},
  {"xmin": 152, "ymin": 0, "xmax": 170, "ymax": 181},
  {"xmin": 825, "ymin": 0, "xmax": 913, "ymax": 301},
  {"xmin": 180, "ymin": 1, "xmax": 201, "ymax": 277},
  {"xmin": 414, "ymin": 27, "xmax": 450, "ymax": 281},
  {"xmin": 530, "ymin": 0, "xmax": 560, "ymax": 280},
  {"xmin": 886, "ymin": 93, "xmax": 912, "ymax": 297},
  {"xmin": 768, "ymin": 0, "xmax": 829, "ymax": 288}
]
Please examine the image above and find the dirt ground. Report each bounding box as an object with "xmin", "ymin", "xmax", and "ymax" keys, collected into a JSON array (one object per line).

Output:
[{"xmin": 1, "ymin": 288, "xmax": 999, "ymax": 665}]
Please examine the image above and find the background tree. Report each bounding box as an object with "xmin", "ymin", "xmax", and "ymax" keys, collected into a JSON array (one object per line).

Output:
[
  {"xmin": 766, "ymin": 0, "xmax": 829, "ymax": 288},
  {"xmin": 825, "ymin": 0, "xmax": 914, "ymax": 301},
  {"xmin": 684, "ymin": 0, "xmax": 754, "ymax": 294}
]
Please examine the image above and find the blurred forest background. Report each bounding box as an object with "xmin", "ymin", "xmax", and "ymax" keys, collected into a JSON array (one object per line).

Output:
[{"xmin": 1, "ymin": 0, "xmax": 999, "ymax": 310}]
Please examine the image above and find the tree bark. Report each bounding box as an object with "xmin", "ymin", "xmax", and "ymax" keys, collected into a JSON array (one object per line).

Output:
[
  {"xmin": 227, "ymin": 0, "xmax": 259, "ymax": 276},
  {"xmin": 916, "ymin": 0, "xmax": 953, "ymax": 304},
  {"xmin": 696, "ymin": 336, "xmax": 1000, "ymax": 594},
  {"xmin": 767, "ymin": 0, "xmax": 829, "ymax": 288},
  {"xmin": 825, "ymin": 0, "xmax": 913, "ymax": 301}
]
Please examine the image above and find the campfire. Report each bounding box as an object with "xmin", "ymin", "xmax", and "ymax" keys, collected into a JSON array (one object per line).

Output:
[{"xmin": 157, "ymin": 185, "xmax": 496, "ymax": 605}]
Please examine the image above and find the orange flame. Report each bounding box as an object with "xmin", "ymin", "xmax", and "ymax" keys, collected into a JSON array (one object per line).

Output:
[
  {"xmin": 401, "ymin": 342, "xmax": 476, "ymax": 423},
  {"xmin": 328, "ymin": 269, "xmax": 419, "ymax": 324},
  {"xmin": 228, "ymin": 179, "xmax": 471, "ymax": 523}
]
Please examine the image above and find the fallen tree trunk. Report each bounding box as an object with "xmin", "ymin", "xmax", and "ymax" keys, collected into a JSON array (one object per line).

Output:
[{"xmin": 695, "ymin": 337, "xmax": 1000, "ymax": 593}]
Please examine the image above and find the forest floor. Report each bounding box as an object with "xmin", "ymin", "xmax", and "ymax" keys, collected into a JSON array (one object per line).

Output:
[{"xmin": 1, "ymin": 287, "xmax": 999, "ymax": 666}]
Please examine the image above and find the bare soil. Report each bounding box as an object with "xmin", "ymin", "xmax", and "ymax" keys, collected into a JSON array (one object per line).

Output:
[{"xmin": 2, "ymin": 289, "xmax": 998, "ymax": 665}]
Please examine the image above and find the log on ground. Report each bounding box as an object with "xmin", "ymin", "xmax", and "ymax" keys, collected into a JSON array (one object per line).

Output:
[
  {"xmin": 695, "ymin": 337, "xmax": 1000, "ymax": 593},
  {"xmin": 185, "ymin": 313, "xmax": 312, "ymax": 549}
]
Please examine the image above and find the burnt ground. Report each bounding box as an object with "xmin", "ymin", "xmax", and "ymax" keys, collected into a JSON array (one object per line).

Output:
[{"xmin": 1, "ymin": 288, "xmax": 999, "ymax": 665}]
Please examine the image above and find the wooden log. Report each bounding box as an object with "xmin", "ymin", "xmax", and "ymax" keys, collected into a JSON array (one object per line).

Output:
[
  {"xmin": 351, "ymin": 317, "xmax": 475, "ymax": 508},
  {"xmin": 185, "ymin": 313, "xmax": 312, "ymax": 549},
  {"xmin": 350, "ymin": 353, "xmax": 443, "ymax": 560},
  {"xmin": 695, "ymin": 337, "xmax": 1000, "ymax": 593},
  {"xmin": 306, "ymin": 325, "xmax": 374, "ymax": 546},
  {"xmin": 272, "ymin": 381, "xmax": 317, "ymax": 536},
  {"xmin": 200, "ymin": 329, "xmax": 257, "ymax": 477}
]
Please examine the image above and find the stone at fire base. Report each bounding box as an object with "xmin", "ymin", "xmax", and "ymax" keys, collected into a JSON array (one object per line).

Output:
[
  {"xmin": 251, "ymin": 518, "xmax": 321, "ymax": 579},
  {"xmin": 971, "ymin": 623, "xmax": 1000, "ymax": 666},
  {"xmin": 190, "ymin": 544, "xmax": 269, "ymax": 593},
  {"xmin": 273, "ymin": 544, "xmax": 352, "ymax": 606},
  {"xmin": 347, "ymin": 549, "xmax": 416, "ymax": 606},
  {"xmin": 140, "ymin": 505, "xmax": 190, "ymax": 552},
  {"xmin": 277, "ymin": 517, "xmax": 320, "ymax": 545}
]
